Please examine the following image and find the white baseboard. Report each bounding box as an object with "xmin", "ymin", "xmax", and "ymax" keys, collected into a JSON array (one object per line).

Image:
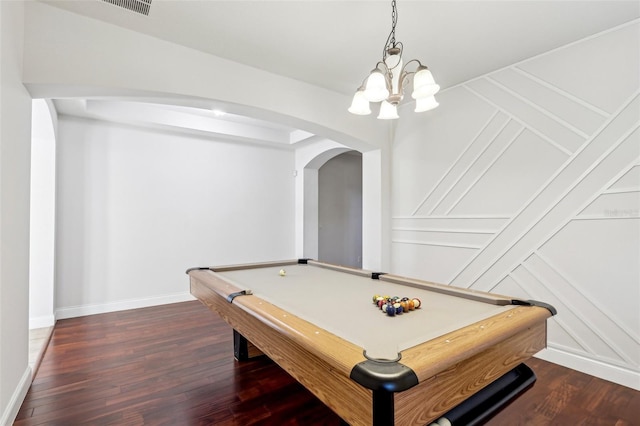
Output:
[
  {"xmin": 536, "ymin": 347, "xmax": 640, "ymax": 391},
  {"xmin": 0, "ymin": 366, "xmax": 32, "ymax": 426},
  {"xmin": 55, "ymin": 292, "xmax": 196, "ymax": 320},
  {"xmin": 29, "ymin": 314, "xmax": 55, "ymax": 329}
]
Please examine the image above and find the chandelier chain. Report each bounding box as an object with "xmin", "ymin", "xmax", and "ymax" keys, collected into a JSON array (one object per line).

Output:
[{"xmin": 383, "ymin": 0, "xmax": 398, "ymax": 60}]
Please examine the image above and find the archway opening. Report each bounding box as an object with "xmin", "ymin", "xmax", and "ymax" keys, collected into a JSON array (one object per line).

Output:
[{"xmin": 318, "ymin": 152, "xmax": 362, "ymax": 268}]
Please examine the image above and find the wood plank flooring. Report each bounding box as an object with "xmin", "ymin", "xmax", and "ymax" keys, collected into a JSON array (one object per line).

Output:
[{"xmin": 15, "ymin": 301, "xmax": 640, "ymax": 425}]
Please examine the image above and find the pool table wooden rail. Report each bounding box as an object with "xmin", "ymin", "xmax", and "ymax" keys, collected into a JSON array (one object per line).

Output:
[{"xmin": 188, "ymin": 260, "xmax": 554, "ymax": 426}]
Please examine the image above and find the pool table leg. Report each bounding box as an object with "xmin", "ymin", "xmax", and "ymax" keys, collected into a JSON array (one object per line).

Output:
[
  {"xmin": 233, "ymin": 329, "xmax": 264, "ymax": 361},
  {"xmin": 372, "ymin": 389, "xmax": 394, "ymax": 426},
  {"xmin": 233, "ymin": 329, "xmax": 248, "ymax": 361}
]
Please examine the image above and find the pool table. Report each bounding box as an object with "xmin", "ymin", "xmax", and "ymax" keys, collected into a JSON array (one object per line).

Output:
[{"xmin": 187, "ymin": 259, "xmax": 556, "ymax": 426}]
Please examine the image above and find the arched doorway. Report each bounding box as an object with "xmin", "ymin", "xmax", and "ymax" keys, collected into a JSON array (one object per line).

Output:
[
  {"xmin": 318, "ymin": 152, "xmax": 362, "ymax": 268},
  {"xmin": 296, "ymin": 144, "xmax": 363, "ymax": 268}
]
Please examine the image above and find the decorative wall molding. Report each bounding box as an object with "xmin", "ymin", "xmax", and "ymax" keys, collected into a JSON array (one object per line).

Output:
[
  {"xmin": 451, "ymin": 94, "xmax": 639, "ymax": 289},
  {"xmin": 464, "ymin": 84, "xmax": 576, "ymax": 155},
  {"xmin": 411, "ymin": 111, "xmax": 506, "ymax": 215},
  {"xmin": 391, "ymin": 21, "xmax": 640, "ymax": 389},
  {"xmin": 444, "ymin": 125, "xmax": 525, "ymax": 215},
  {"xmin": 511, "ymin": 67, "xmax": 611, "ymax": 119}
]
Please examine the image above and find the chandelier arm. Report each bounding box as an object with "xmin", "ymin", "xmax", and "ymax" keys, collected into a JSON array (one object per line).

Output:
[
  {"xmin": 374, "ymin": 60, "xmax": 388, "ymax": 71},
  {"xmin": 395, "ymin": 71, "xmax": 412, "ymax": 95},
  {"xmin": 394, "ymin": 59, "xmax": 425, "ymax": 90},
  {"xmin": 356, "ymin": 75, "xmax": 369, "ymax": 90},
  {"xmin": 401, "ymin": 59, "xmax": 424, "ymax": 71}
]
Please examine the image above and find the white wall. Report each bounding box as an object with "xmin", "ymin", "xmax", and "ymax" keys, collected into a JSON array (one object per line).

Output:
[
  {"xmin": 391, "ymin": 21, "xmax": 640, "ymax": 389},
  {"xmin": 0, "ymin": 1, "xmax": 33, "ymax": 424},
  {"xmin": 21, "ymin": 0, "xmax": 391, "ymax": 287},
  {"xmin": 29, "ymin": 99, "xmax": 56, "ymax": 329},
  {"xmin": 55, "ymin": 117, "xmax": 295, "ymax": 318},
  {"xmin": 318, "ymin": 152, "xmax": 363, "ymax": 268}
]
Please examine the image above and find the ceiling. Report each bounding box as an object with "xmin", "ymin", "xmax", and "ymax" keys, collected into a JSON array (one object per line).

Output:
[{"xmin": 42, "ymin": 0, "xmax": 640, "ymax": 144}]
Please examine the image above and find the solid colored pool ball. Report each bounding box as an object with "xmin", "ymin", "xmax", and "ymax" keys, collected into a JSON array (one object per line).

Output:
[
  {"xmin": 386, "ymin": 305, "xmax": 396, "ymax": 316},
  {"xmin": 279, "ymin": 269, "xmax": 286, "ymax": 276},
  {"xmin": 408, "ymin": 300, "xmax": 415, "ymax": 310}
]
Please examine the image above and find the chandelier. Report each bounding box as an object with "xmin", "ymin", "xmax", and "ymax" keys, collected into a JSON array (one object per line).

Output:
[{"xmin": 348, "ymin": 0, "xmax": 440, "ymax": 119}]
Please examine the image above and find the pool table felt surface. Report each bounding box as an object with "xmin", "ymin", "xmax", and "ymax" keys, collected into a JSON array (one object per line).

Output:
[{"xmin": 217, "ymin": 263, "xmax": 514, "ymax": 360}]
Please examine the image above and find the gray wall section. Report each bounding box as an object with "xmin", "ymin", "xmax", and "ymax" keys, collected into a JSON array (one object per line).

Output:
[{"xmin": 318, "ymin": 152, "xmax": 363, "ymax": 268}]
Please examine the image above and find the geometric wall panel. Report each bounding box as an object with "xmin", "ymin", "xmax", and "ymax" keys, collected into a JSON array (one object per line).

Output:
[
  {"xmin": 430, "ymin": 119, "xmax": 525, "ymax": 215},
  {"xmin": 518, "ymin": 21, "xmax": 640, "ymax": 115},
  {"xmin": 450, "ymin": 128, "xmax": 567, "ymax": 216},
  {"xmin": 510, "ymin": 262, "xmax": 629, "ymax": 364},
  {"xmin": 467, "ymin": 78, "xmax": 586, "ymax": 153},
  {"xmin": 393, "ymin": 87, "xmax": 497, "ymax": 216},
  {"xmin": 610, "ymin": 165, "xmax": 640, "ymax": 190},
  {"xmin": 391, "ymin": 20, "xmax": 640, "ymax": 388},
  {"xmin": 578, "ymin": 192, "xmax": 640, "ymax": 217},
  {"xmin": 539, "ymin": 219, "xmax": 640, "ymax": 340},
  {"xmin": 391, "ymin": 243, "xmax": 478, "ymax": 285},
  {"xmin": 490, "ymin": 68, "xmax": 608, "ymax": 136}
]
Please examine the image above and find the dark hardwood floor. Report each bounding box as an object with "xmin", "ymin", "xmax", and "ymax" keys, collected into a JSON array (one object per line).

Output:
[{"xmin": 15, "ymin": 301, "xmax": 639, "ymax": 425}]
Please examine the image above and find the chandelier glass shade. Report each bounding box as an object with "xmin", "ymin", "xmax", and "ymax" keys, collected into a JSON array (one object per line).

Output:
[{"xmin": 348, "ymin": 0, "xmax": 440, "ymax": 119}]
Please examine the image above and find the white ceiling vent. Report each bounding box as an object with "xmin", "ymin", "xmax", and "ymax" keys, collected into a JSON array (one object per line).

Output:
[{"xmin": 101, "ymin": 0, "xmax": 152, "ymax": 16}]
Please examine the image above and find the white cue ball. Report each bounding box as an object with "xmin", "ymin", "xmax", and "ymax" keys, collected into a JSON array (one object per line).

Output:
[{"xmin": 279, "ymin": 269, "xmax": 286, "ymax": 276}]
